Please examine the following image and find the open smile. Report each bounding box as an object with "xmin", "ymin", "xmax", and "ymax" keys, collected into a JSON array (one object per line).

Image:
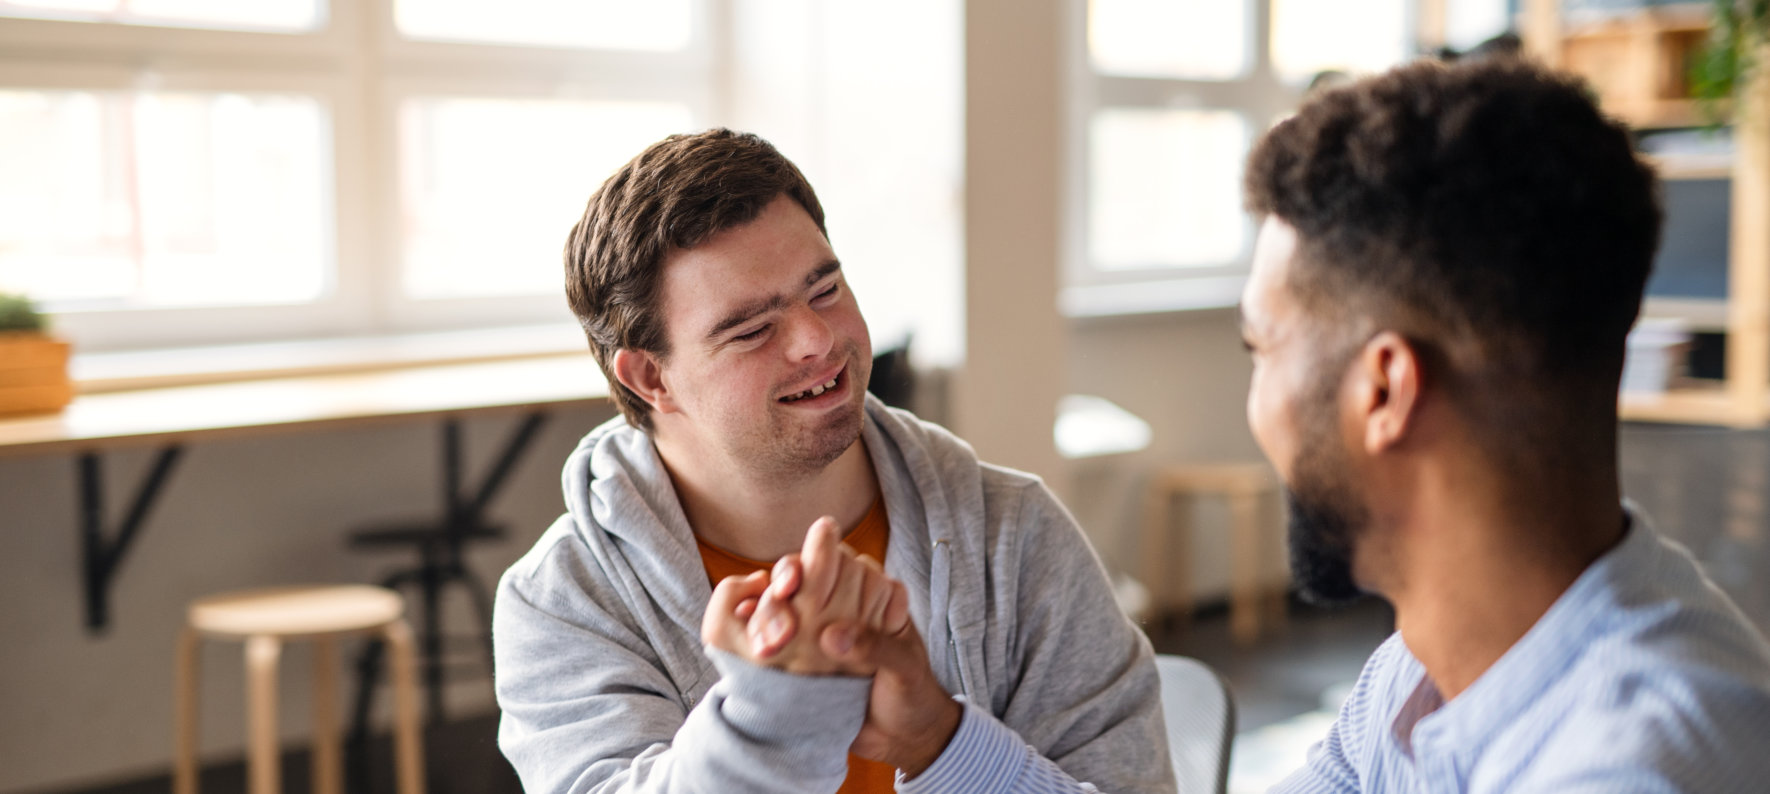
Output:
[{"xmin": 779, "ymin": 365, "xmax": 846, "ymax": 405}]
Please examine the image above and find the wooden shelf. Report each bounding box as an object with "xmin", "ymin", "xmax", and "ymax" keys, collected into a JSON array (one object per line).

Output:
[
  {"xmin": 1554, "ymin": 4, "xmax": 1712, "ymax": 129},
  {"xmin": 1644, "ymin": 152, "xmax": 1734, "ymax": 182},
  {"xmin": 1619, "ymin": 383, "xmax": 1762, "ymax": 427},
  {"xmin": 1526, "ymin": 1, "xmax": 1770, "ymax": 427}
]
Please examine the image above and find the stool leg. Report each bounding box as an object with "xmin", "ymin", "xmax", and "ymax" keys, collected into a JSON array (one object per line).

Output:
[
  {"xmin": 1142, "ymin": 484, "xmax": 1170, "ymax": 620},
  {"xmin": 1172, "ymin": 494, "xmax": 1195, "ymax": 624},
  {"xmin": 246, "ymin": 635, "xmax": 283, "ymax": 794},
  {"xmin": 311, "ymin": 635, "xmax": 342, "ymax": 794},
  {"xmin": 1230, "ymin": 490, "xmax": 1261, "ymax": 646},
  {"xmin": 383, "ymin": 619, "xmax": 426, "ymax": 794},
  {"xmin": 174, "ymin": 626, "xmax": 201, "ymax": 794}
]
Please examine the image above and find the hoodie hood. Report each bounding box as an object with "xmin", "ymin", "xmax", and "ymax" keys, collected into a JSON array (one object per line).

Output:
[{"xmin": 558, "ymin": 393, "xmax": 992, "ymax": 700}]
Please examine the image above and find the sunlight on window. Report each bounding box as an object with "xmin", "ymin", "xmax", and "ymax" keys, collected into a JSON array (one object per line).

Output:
[
  {"xmin": 0, "ymin": 0, "xmax": 321, "ymax": 31},
  {"xmin": 1088, "ymin": 0, "xmax": 1248, "ymax": 81},
  {"xmin": 395, "ymin": 0, "xmax": 690, "ymax": 50},
  {"xmin": 398, "ymin": 97, "xmax": 692, "ymax": 299},
  {"xmin": 1271, "ymin": 0, "xmax": 1408, "ymax": 84},
  {"xmin": 0, "ymin": 90, "xmax": 330, "ymax": 309},
  {"xmin": 1089, "ymin": 108, "xmax": 1248, "ymax": 270}
]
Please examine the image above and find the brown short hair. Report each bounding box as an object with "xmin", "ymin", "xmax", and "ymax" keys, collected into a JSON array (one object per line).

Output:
[{"xmin": 564, "ymin": 128, "xmax": 828, "ymax": 431}]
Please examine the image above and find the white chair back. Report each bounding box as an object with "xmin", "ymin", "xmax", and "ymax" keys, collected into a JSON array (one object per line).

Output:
[{"xmin": 1155, "ymin": 653, "xmax": 1236, "ymax": 794}]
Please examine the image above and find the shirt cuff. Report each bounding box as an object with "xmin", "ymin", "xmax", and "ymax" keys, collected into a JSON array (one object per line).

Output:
[{"xmin": 896, "ymin": 698, "xmax": 1028, "ymax": 794}]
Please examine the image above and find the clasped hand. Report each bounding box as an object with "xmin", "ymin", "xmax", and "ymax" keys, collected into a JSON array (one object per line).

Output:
[
  {"xmin": 700, "ymin": 517, "xmax": 963, "ymax": 777},
  {"xmin": 701, "ymin": 516, "xmax": 906, "ymax": 675}
]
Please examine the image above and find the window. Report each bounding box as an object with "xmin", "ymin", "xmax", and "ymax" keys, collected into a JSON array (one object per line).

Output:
[
  {"xmin": 0, "ymin": 90, "xmax": 330, "ymax": 309},
  {"xmin": 0, "ymin": 0, "xmax": 708, "ymax": 350},
  {"xmin": 1065, "ymin": 0, "xmax": 1413, "ymax": 316},
  {"xmin": 0, "ymin": 0, "xmax": 323, "ymax": 31},
  {"xmin": 0, "ymin": 1, "xmax": 964, "ymax": 366}
]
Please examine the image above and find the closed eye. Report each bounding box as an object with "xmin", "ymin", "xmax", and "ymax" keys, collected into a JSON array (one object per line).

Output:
[
  {"xmin": 733, "ymin": 324, "xmax": 769, "ymax": 342},
  {"xmin": 813, "ymin": 282, "xmax": 840, "ymax": 304}
]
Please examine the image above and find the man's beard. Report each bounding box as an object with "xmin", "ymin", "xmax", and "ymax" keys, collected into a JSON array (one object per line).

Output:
[
  {"xmin": 1284, "ymin": 484, "xmax": 1366, "ymax": 605},
  {"xmin": 1284, "ymin": 419, "xmax": 1369, "ymax": 606}
]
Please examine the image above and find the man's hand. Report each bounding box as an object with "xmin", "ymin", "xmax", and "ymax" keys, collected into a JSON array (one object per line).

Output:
[
  {"xmin": 752, "ymin": 530, "xmax": 962, "ymax": 778},
  {"xmin": 827, "ymin": 614, "xmax": 963, "ymax": 779},
  {"xmin": 750, "ymin": 517, "xmax": 908, "ymax": 675},
  {"xmin": 702, "ymin": 569, "xmax": 777, "ymax": 662},
  {"xmin": 701, "ymin": 516, "xmax": 908, "ymax": 676}
]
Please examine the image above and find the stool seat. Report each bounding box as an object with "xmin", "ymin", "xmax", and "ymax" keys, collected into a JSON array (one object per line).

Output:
[
  {"xmin": 189, "ymin": 585, "xmax": 405, "ymax": 637},
  {"xmin": 175, "ymin": 584, "xmax": 423, "ymax": 794},
  {"xmin": 1144, "ymin": 462, "xmax": 1285, "ymax": 645}
]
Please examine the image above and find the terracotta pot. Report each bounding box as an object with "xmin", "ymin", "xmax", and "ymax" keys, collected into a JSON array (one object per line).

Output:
[{"xmin": 0, "ymin": 333, "xmax": 74, "ymax": 416}]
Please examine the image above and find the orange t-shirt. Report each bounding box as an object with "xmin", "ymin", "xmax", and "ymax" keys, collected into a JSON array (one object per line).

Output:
[{"xmin": 697, "ymin": 498, "xmax": 896, "ymax": 794}]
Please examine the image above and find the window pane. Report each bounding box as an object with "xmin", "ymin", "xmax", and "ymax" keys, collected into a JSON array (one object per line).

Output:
[
  {"xmin": 0, "ymin": 0, "xmax": 322, "ymax": 32},
  {"xmin": 1089, "ymin": 108, "xmax": 1248, "ymax": 270},
  {"xmin": 1444, "ymin": 0, "xmax": 1509, "ymax": 52},
  {"xmin": 395, "ymin": 0, "xmax": 690, "ymax": 51},
  {"xmin": 399, "ymin": 97, "xmax": 692, "ymax": 299},
  {"xmin": 1271, "ymin": 0, "xmax": 1408, "ymax": 84},
  {"xmin": 0, "ymin": 90, "xmax": 331, "ymax": 309},
  {"xmin": 1089, "ymin": 0, "xmax": 1248, "ymax": 80}
]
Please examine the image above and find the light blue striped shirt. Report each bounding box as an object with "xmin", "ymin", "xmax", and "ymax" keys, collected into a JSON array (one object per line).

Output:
[
  {"xmin": 1272, "ymin": 506, "xmax": 1770, "ymax": 794},
  {"xmin": 898, "ymin": 697, "xmax": 1109, "ymax": 793}
]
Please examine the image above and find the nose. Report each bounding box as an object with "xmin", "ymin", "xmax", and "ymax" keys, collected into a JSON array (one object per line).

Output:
[{"xmin": 783, "ymin": 304, "xmax": 835, "ymax": 362}]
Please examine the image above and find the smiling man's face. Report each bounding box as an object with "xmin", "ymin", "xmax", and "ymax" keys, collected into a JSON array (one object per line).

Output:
[
  {"xmin": 649, "ymin": 193, "xmax": 873, "ymax": 479},
  {"xmin": 1242, "ymin": 217, "xmax": 1368, "ymax": 605}
]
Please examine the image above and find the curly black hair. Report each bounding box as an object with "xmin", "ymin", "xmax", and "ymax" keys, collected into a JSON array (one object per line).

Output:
[{"xmin": 1245, "ymin": 58, "xmax": 1662, "ymax": 387}]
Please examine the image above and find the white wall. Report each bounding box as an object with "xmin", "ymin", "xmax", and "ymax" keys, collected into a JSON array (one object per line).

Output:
[
  {"xmin": 1066, "ymin": 309, "xmax": 1289, "ymax": 607},
  {"xmin": 0, "ymin": 402, "xmax": 617, "ymax": 793}
]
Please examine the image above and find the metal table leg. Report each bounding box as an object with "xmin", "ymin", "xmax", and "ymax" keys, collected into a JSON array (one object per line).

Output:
[{"xmin": 80, "ymin": 444, "xmax": 184, "ymax": 632}]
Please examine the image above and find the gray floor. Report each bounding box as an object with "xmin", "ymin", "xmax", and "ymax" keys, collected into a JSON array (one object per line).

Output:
[
  {"xmin": 1619, "ymin": 422, "xmax": 1770, "ymax": 630},
  {"xmin": 52, "ymin": 422, "xmax": 1770, "ymax": 793}
]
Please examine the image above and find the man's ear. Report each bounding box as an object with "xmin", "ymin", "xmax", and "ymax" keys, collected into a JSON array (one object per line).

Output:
[
  {"xmin": 1351, "ymin": 331, "xmax": 1421, "ymax": 455},
  {"xmin": 611, "ymin": 349, "xmax": 678, "ymax": 415}
]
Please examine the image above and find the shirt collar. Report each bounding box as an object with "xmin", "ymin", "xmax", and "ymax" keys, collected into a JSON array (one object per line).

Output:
[{"xmin": 1398, "ymin": 502, "xmax": 1659, "ymax": 766}]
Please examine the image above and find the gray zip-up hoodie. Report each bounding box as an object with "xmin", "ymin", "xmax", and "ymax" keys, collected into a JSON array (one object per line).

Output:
[{"xmin": 493, "ymin": 395, "xmax": 1175, "ymax": 793}]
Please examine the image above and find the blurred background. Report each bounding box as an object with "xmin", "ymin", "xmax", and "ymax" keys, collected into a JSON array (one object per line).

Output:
[{"xmin": 0, "ymin": 1, "xmax": 1763, "ymax": 792}]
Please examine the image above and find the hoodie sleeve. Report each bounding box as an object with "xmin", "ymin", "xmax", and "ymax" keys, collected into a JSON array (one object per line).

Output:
[{"xmin": 493, "ymin": 522, "xmax": 871, "ymax": 794}]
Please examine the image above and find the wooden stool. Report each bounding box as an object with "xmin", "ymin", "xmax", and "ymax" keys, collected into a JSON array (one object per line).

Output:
[
  {"xmin": 174, "ymin": 585, "xmax": 424, "ymax": 794},
  {"xmin": 1143, "ymin": 463, "xmax": 1285, "ymax": 645}
]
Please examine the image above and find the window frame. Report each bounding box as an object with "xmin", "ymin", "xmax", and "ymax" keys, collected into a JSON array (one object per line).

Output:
[
  {"xmin": 0, "ymin": 0, "xmax": 716, "ymax": 351},
  {"xmin": 1063, "ymin": 0, "xmax": 1418, "ymax": 317}
]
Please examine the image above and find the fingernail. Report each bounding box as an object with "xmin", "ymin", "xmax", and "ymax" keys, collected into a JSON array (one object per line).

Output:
[
  {"xmin": 766, "ymin": 615, "xmax": 789, "ymax": 644},
  {"xmin": 773, "ymin": 557, "xmax": 792, "ymax": 579},
  {"xmin": 829, "ymin": 627, "xmax": 854, "ymax": 655}
]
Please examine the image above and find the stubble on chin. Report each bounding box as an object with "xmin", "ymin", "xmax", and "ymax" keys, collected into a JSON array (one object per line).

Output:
[{"xmin": 760, "ymin": 390, "xmax": 866, "ymax": 479}]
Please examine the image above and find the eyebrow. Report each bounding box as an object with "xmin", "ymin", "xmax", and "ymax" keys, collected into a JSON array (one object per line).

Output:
[{"xmin": 705, "ymin": 260, "xmax": 843, "ymax": 342}]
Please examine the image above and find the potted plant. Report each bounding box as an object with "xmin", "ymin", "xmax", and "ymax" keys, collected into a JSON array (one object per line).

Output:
[
  {"xmin": 1692, "ymin": 0, "xmax": 1769, "ymax": 122},
  {"xmin": 0, "ymin": 292, "xmax": 74, "ymax": 416}
]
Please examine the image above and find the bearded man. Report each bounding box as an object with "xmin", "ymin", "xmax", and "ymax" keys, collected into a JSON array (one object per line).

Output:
[{"xmin": 1240, "ymin": 58, "xmax": 1770, "ymax": 792}]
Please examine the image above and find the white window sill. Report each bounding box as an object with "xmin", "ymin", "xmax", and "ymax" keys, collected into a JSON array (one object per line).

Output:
[
  {"xmin": 1060, "ymin": 275, "xmax": 1247, "ymax": 319},
  {"xmin": 72, "ymin": 323, "xmax": 588, "ymax": 393}
]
